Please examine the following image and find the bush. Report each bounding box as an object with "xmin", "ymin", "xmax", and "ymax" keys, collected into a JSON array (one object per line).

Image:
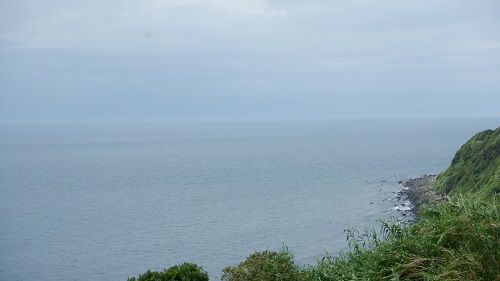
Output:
[
  {"xmin": 128, "ymin": 262, "xmax": 209, "ymax": 281},
  {"xmin": 221, "ymin": 247, "xmax": 303, "ymax": 281}
]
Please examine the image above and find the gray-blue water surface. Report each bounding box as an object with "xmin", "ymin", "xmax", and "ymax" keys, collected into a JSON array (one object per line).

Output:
[{"xmin": 1, "ymin": 118, "xmax": 498, "ymax": 280}]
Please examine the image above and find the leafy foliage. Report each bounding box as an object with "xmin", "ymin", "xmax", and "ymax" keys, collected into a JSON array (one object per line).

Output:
[
  {"xmin": 221, "ymin": 247, "xmax": 302, "ymax": 281},
  {"xmin": 128, "ymin": 263, "xmax": 209, "ymax": 281}
]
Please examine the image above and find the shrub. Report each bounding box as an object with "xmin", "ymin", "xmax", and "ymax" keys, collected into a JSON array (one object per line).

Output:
[
  {"xmin": 221, "ymin": 247, "xmax": 302, "ymax": 281},
  {"xmin": 128, "ymin": 262, "xmax": 209, "ymax": 281}
]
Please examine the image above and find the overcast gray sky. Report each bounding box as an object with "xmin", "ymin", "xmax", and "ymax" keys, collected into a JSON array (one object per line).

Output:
[{"xmin": 1, "ymin": 0, "xmax": 499, "ymax": 123}]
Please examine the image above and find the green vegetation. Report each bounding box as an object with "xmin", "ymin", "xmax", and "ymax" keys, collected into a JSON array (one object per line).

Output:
[
  {"xmin": 223, "ymin": 195, "xmax": 498, "ymax": 281},
  {"xmin": 128, "ymin": 263, "xmax": 209, "ymax": 281},
  {"xmin": 433, "ymin": 127, "xmax": 500, "ymax": 196},
  {"xmin": 221, "ymin": 248, "xmax": 302, "ymax": 281},
  {"xmin": 129, "ymin": 127, "xmax": 499, "ymax": 281},
  {"xmin": 301, "ymin": 195, "xmax": 499, "ymax": 280}
]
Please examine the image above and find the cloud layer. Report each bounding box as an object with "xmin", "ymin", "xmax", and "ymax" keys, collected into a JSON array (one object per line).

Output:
[{"xmin": 1, "ymin": 0, "xmax": 499, "ymax": 123}]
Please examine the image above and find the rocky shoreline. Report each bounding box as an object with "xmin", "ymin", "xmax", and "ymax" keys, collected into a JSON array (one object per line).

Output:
[{"xmin": 395, "ymin": 174, "xmax": 448, "ymax": 218}]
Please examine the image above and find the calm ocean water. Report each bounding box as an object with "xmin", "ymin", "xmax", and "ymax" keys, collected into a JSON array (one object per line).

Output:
[{"xmin": 0, "ymin": 118, "xmax": 498, "ymax": 280}]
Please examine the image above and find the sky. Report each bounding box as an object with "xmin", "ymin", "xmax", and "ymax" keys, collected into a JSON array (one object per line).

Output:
[{"xmin": 1, "ymin": 0, "xmax": 499, "ymax": 124}]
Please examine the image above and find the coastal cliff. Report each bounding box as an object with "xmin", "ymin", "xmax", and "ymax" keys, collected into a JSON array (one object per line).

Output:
[
  {"xmin": 397, "ymin": 127, "xmax": 499, "ymax": 217},
  {"xmin": 433, "ymin": 127, "xmax": 500, "ymax": 196},
  {"xmin": 300, "ymin": 127, "xmax": 499, "ymax": 280}
]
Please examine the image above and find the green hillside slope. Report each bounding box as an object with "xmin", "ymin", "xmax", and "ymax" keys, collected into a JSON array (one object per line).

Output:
[{"xmin": 433, "ymin": 127, "xmax": 500, "ymax": 196}]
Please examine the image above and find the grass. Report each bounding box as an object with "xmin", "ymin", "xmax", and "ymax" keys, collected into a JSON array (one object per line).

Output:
[
  {"xmin": 301, "ymin": 194, "xmax": 499, "ymax": 281},
  {"xmin": 217, "ymin": 194, "xmax": 499, "ymax": 280}
]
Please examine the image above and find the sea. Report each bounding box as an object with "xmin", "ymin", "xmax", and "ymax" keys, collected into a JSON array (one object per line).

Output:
[{"xmin": 0, "ymin": 118, "xmax": 498, "ymax": 280}]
